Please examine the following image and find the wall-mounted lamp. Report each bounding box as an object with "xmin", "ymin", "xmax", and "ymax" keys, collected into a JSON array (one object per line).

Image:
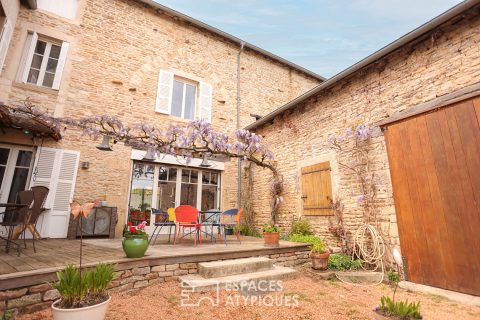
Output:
[
  {"xmin": 199, "ymin": 153, "xmax": 212, "ymax": 167},
  {"xmin": 81, "ymin": 161, "xmax": 90, "ymax": 169},
  {"xmin": 96, "ymin": 135, "xmax": 113, "ymax": 151}
]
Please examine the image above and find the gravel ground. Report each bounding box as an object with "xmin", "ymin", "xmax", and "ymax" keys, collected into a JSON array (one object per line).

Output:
[{"xmin": 19, "ymin": 273, "xmax": 480, "ymax": 320}]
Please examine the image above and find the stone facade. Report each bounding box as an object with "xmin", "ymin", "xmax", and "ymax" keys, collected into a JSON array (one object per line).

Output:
[
  {"xmin": 249, "ymin": 7, "xmax": 480, "ymax": 262},
  {"xmin": 0, "ymin": 0, "xmax": 320, "ymax": 236}
]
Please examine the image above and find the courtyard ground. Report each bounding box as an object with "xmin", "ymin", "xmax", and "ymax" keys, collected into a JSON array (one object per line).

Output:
[{"xmin": 19, "ymin": 271, "xmax": 480, "ymax": 320}]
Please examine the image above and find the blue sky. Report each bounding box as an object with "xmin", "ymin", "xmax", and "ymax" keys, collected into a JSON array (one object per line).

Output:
[{"xmin": 155, "ymin": 0, "xmax": 462, "ymax": 78}]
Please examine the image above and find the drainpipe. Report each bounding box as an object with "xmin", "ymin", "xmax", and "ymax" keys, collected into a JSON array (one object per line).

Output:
[{"xmin": 236, "ymin": 41, "xmax": 245, "ymax": 208}]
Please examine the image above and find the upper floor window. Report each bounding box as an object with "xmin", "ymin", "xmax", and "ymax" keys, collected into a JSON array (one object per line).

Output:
[
  {"xmin": 0, "ymin": 4, "xmax": 13, "ymax": 76},
  {"xmin": 156, "ymin": 69, "xmax": 212, "ymax": 122},
  {"xmin": 37, "ymin": 0, "xmax": 79, "ymax": 20},
  {"xmin": 17, "ymin": 32, "xmax": 69, "ymax": 90}
]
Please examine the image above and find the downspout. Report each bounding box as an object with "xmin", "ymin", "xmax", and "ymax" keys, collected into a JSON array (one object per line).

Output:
[{"xmin": 236, "ymin": 41, "xmax": 245, "ymax": 208}]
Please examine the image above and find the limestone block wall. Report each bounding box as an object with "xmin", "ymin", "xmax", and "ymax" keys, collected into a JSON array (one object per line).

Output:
[
  {"xmin": 0, "ymin": 0, "xmax": 320, "ymax": 235},
  {"xmin": 249, "ymin": 9, "xmax": 480, "ymax": 261}
]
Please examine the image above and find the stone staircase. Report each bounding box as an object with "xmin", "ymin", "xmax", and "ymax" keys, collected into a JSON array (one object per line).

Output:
[{"xmin": 179, "ymin": 257, "xmax": 297, "ymax": 292}]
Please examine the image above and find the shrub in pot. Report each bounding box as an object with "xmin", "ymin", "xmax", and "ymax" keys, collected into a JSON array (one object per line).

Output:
[
  {"xmin": 52, "ymin": 264, "xmax": 115, "ymax": 320},
  {"xmin": 262, "ymin": 223, "xmax": 280, "ymax": 247},
  {"xmin": 374, "ymin": 271, "xmax": 422, "ymax": 319},
  {"xmin": 122, "ymin": 221, "xmax": 149, "ymax": 258},
  {"xmin": 310, "ymin": 241, "xmax": 330, "ymax": 270}
]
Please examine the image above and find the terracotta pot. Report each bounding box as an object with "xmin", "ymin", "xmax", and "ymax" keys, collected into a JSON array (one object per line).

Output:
[
  {"xmin": 122, "ymin": 236, "xmax": 149, "ymax": 258},
  {"xmin": 263, "ymin": 232, "xmax": 280, "ymax": 247},
  {"xmin": 310, "ymin": 251, "xmax": 330, "ymax": 270},
  {"xmin": 52, "ymin": 296, "xmax": 111, "ymax": 320}
]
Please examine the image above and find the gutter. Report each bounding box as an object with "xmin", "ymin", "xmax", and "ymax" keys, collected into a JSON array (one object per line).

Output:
[
  {"xmin": 137, "ymin": 0, "xmax": 325, "ymax": 81},
  {"xmin": 246, "ymin": 0, "xmax": 480, "ymax": 131}
]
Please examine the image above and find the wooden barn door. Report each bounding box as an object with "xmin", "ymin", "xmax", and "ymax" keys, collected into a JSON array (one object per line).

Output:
[{"xmin": 384, "ymin": 97, "xmax": 480, "ymax": 295}]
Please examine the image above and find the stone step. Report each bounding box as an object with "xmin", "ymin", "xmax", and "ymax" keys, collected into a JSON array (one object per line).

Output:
[
  {"xmin": 180, "ymin": 265, "xmax": 297, "ymax": 292},
  {"xmin": 198, "ymin": 257, "xmax": 273, "ymax": 278}
]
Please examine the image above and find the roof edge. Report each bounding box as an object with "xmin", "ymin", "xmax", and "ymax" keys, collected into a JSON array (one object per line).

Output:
[
  {"xmin": 246, "ymin": 0, "xmax": 480, "ymax": 131},
  {"xmin": 137, "ymin": 0, "xmax": 326, "ymax": 81}
]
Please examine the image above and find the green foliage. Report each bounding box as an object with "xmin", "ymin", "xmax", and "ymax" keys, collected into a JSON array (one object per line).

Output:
[
  {"xmin": 290, "ymin": 219, "xmax": 312, "ymax": 235},
  {"xmin": 52, "ymin": 263, "xmax": 116, "ymax": 309},
  {"xmin": 262, "ymin": 223, "xmax": 280, "ymax": 233},
  {"xmin": 238, "ymin": 224, "xmax": 261, "ymax": 237},
  {"xmin": 380, "ymin": 296, "xmax": 421, "ymax": 319},
  {"xmin": 288, "ymin": 234, "xmax": 322, "ymax": 245},
  {"xmin": 388, "ymin": 270, "xmax": 400, "ymax": 284},
  {"xmin": 327, "ymin": 254, "xmax": 362, "ymax": 271},
  {"xmin": 1, "ymin": 311, "xmax": 13, "ymax": 320},
  {"xmin": 311, "ymin": 242, "xmax": 327, "ymax": 254}
]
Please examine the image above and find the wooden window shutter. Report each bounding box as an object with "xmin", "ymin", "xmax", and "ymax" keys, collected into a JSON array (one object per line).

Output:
[
  {"xmin": 52, "ymin": 41, "xmax": 69, "ymax": 90},
  {"xmin": 30, "ymin": 147, "xmax": 80, "ymax": 238},
  {"xmin": 300, "ymin": 161, "xmax": 333, "ymax": 216},
  {"xmin": 0, "ymin": 18, "xmax": 13, "ymax": 75},
  {"xmin": 18, "ymin": 32, "xmax": 38, "ymax": 83},
  {"xmin": 198, "ymin": 82, "xmax": 212, "ymax": 123},
  {"xmin": 155, "ymin": 69, "xmax": 174, "ymax": 114}
]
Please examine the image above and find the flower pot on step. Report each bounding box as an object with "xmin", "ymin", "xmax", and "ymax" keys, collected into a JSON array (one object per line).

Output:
[
  {"xmin": 52, "ymin": 295, "xmax": 111, "ymax": 320},
  {"xmin": 310, "ymin": 251, "xmax": 330, "ymax": 270},
  {"xmin": 122, "ymin": 236, "xmax": 148, "ymax": 258},
  {"xmin": 263, "ymin": 232, "xmax": 280, "ymax": 247}
]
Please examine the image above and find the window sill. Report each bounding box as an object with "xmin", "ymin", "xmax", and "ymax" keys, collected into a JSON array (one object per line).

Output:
[
  {"xmin": 12, "ymin": 82, "xmax": 59, "ymax": 96},
  {"xmin": 154, "ymin": 111, "xmax": 194, "ymax": 124}
]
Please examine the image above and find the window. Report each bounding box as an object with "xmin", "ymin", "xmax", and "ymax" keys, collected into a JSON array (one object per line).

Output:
[
  {"xmin": 37, "ymin": 0, "xmax": 79, "ymax": 20},
  {"xmin": 201, "ymin": 171, "xmax": 219, "ymax": 211},
  {"xmin": 171, "ymin": 79, "xmax": 196, "ymax": 120},
  {"xmin": 0, "ymin": 4, "xmax": 13, "ymax": 75},
  {"xmin": 18, "ymin": 33, "xmax": 69, "ymax": 90},
  {"xmin": 155, "ymin": 70, "xmax": 212, "ymax": 122},
  {"xmin": 300, "ymin": 161, "xmax": 333, "ymax": 216}
]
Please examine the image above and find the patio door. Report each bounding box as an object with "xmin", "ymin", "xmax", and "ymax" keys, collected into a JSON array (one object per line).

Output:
[
  {"xmin": 0, "ymin": 145, "xmax": 34, "ymax": 237},
  {"xmin": 128, "ymin": 162, "xmax": 221, "ymax": 233}
]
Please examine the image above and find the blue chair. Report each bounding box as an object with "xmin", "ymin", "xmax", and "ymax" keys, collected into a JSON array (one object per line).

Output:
[
  {"xmin": 149, "ymin": 208, "xmax": 176, "ymax": 245},
  {"xmin": 213, "ymin": 208, "xmax": 243, "ymax": 245}
]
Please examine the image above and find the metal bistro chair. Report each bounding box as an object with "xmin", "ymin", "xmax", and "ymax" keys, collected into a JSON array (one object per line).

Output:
[
  {"xmin": 215, "ymin": 208, "xmax": 243, "ymax": 245},
  {"xmin": 173, "ymin": 205, "xmax": 202, "ymax": 246},
  {"xmin": 149, "ymin": 208, "xmax": 177, "ymax": 245},
  {"xmin": 1, "ymin": 190, "xmax": 34, "ymax": 255}
]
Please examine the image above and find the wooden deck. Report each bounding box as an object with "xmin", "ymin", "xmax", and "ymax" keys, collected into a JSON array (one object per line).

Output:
[{"xmin": 0, "ymin": 236, "xmax": 309, "ymax": 291}]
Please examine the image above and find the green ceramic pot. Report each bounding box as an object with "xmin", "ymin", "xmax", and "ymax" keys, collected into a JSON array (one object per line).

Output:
[{"xmin": 122, "ymin": 236, "xmax": 149, "ymax": 258}]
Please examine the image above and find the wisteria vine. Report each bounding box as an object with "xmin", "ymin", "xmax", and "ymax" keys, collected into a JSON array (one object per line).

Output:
[{"xmin": 4, "ymin": 101, "xmax": 284, "ymax": 224}]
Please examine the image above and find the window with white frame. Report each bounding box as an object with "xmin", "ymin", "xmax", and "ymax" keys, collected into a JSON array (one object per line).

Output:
[
  {"xmin": 155, "ymin": 69, "xmax": 213, "ymax": 122},
  {"xmin": 0, "ymin": 4, "xmax": 13, "ymax": 75},
  {"xmin": 17, "ymin": 32, "xmax": 69, "ymax": 90},
  {"xmin": 37, "ymin": 0, "xmax": 79, "ymax": 20}
]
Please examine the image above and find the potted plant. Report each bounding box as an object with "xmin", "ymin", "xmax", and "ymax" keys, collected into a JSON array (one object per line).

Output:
[
  {"xmin": 310, "ymin": 241, "xmax": 330, "ymax": 270},
  {"xmin": 52, "ymin": 263, "xmax": 115, "ymax": 320},
  {"xmin": 262, "ymin": 223, "xmax": 280, "ymax": 247},
  {"xmin": 374, "ymin": 271, "xmax": 422, "ymax": 319},
  {"xmin": 122, "ymin": 221, "xmax": 149, "ymax": 258},
  {"xmin": 50, "ymin": 201, "xmax": 115, "ymax": 320}
]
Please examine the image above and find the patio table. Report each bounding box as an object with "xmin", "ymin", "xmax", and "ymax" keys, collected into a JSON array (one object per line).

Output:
[{"xmin": 199, "ymin": 210, "xmax": 221, "ymax": 241}]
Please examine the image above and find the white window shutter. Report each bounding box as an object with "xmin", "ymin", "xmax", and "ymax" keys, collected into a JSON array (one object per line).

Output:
[
  {"xmin": 198, "ymin": 82, "xmax": 212, "ymax": 123},
  {"xmin": 19, "ymin": 32, "xmax": 38, "ymax": 83},
  {"xmin": 52, "ymin": 41, "xmax": 69, "ymax": 90},
  {"xmin": 155, "ymin": 69, "xmax": 174, "ymax": 114},
  {"xmin": 30, "ymin": 147, "xmax": 80, "ymax": 238},
  {"xmin": 0, "ymin": 18, "xmax": 13, "ymax": 75}
]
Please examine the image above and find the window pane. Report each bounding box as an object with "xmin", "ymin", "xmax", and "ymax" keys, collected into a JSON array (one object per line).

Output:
[
  {"xmin": 42, "ymin": 72, "xmax": 55, "ymax": 88},
  {"xmin": 182, "ymin": 169, "xmax": 190, "ymax": 182},
  {"xmin": 129, "ymin": 163, "xmax": 154, "ymax": 225},
  {"xmin": 46, "ymin": 58, "xmax": 58, "ymax": 73},
  {"xmin": 16, "ymin": 151, "xmax": 32, "ymax": 167},
  {"xmin": 190, "ymin": 170, "xmax": 198, "ymax": 183},
  {"xmin": 202, "ymin": 172, "xmax": 210, "ymax": 184},
  {"xmin": 49, "ymin": 44, "xmax": 61, "ymax": 59},
  {"xmin": 0, "ymin": 148, "xmax": 10, "ymax": 165},
  {"xmin": 210, "ymin": 172, "xmax": 218, "ymax": 185},
  {"xmin": 158, "ymin": 167, "xmax": 168, "ymax": 181},
  {"xmin": 34, "ymin": 40, "xmax": 46, "ymax": 54},
  {"xmin": 7, "ymin": 168, "xmax": 30, "ymax": 203},
  {"xmin": 180, "ymin": 183, "xmax": 197, "ymax": 207},
  {"xmin": 171, "ymin": 80, "xmax": 184, "ymax": 118},
  {"xmin": 201, "ymin": 185, "xmax": 218, "ymax": 211},
  {"xmin": 168, "ymin": 168, "xmax": 177, "ymax": 182},
  {"xmin": 31, "ymin": 54, "xmax": 43, "ymax": 69},
  {"xmin": 157, "ymin": 182, "xmax": 176, "ymax": 212},
  {"xmin": 27, "ymin": 69, "xmax": 40, "ymax": 84},
  {"xmin": 0, "ymin": 166, "xmax": 6, "ymax": 190},
  {"xmin": 184, "ymin": 84, "xmax": 196, "ymax": 120}
]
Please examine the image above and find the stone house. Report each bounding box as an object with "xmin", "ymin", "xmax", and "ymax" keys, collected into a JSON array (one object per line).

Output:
[
  {"xmin": 247, "ymin": 1, "xmax": 480, "ymax": 296},
  {"xmin": 0, "ymin": 0, "xmax": 322, "ymax": 238}
]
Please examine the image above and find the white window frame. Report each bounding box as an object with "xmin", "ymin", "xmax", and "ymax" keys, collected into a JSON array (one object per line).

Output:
[{"xmin": 171, "ymin": 77, "xmax": 198, "ymax": 120}]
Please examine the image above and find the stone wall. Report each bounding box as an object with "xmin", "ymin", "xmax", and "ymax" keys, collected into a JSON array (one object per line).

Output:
[
  {"xmin": 0, "ymin": 0, "xmax": 320, "ymax": 235},
  {"xmin": 248, "ymin": 7, "xmax": 480, "ymax": 262},
  {"xmin": 0, "ymin": 250, "xmax": 309, "ymax": 316}
]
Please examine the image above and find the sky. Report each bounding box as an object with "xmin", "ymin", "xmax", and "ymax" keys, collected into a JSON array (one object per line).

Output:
[{"xmin": 155, "ymin": 0, "xmax": 462, "ymax": 78}]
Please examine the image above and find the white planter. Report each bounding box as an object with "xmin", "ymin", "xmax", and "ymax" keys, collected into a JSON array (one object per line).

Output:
[{"xmin": 52, "ymin": 295, "xmax": 111, "ymax": 320}]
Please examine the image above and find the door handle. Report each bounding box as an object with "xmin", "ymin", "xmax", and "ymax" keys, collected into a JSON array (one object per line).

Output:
[{"xmin": 301, "ymin": 195, "xmax": 307, "ymax": 199}]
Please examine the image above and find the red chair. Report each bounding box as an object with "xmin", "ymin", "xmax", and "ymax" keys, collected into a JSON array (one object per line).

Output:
[{"xmin": 174, "ymin": 205, "xmax": 202, "ymax": 246}]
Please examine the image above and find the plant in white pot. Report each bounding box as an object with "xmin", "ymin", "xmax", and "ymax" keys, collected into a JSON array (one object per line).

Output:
[{"xmin": 50, "ymin": 201, "xmax": 116, "ymax": 320}]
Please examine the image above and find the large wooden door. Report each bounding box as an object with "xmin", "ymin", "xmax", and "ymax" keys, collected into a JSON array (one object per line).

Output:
[
  {"xmin": 384, "ymin": 97, "xmax": 480, "ymax": 295},
  {"xmin": 300, "ymin": 162, "xmax": 333, "ymax": 216}
]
